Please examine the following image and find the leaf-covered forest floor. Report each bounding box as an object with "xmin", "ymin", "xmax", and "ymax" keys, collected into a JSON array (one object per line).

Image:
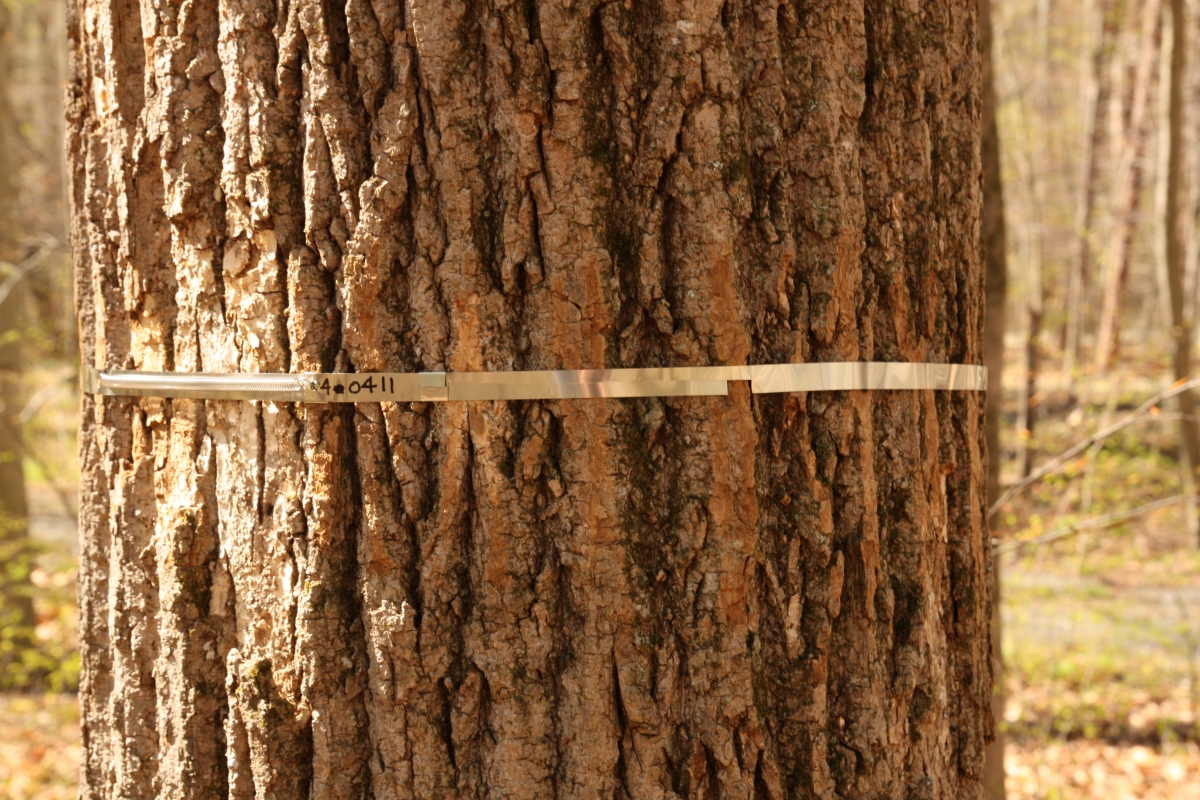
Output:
[
  {"xmin": 0, "ymin": 693, "xmax": 78, "ymax": 800},
  {"xmin": 998, "ymin": 364, "xmax": 1200, "ymax": 798},
  {"xmin": 1002, "ymin": 558, "xmax": 1200, "ymax": 799},
  {"xmin": 4, "ymin": 366, "xmax": 1200, "ymax": 798}
]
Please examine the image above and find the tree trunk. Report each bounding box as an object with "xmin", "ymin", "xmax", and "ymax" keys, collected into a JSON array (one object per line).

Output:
[
  {"xmin": 1165, "ymin": 0, "xmax": 1200, "ymax": 544},
  {"xmin": 68, "ymin": 1, "xmax": 990, "ymax": 798},
  {"xmin": 979, "ymin": 0, "xmax": 1008, "ymax": 794},
  {"xmin": 1095, "ymin": 0, "xmax": 1163, "ymax": 372},
  {"xmin": 1018, "ymin": 301, "xmax": 1039, "ymax": 478},
  {"xmin": 1064, "ymin": 0, "xmax": 1111, "ymax": 378}
]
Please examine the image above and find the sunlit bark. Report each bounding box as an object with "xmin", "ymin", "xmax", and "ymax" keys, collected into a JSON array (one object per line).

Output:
[{"xmin": 69, "ymin": 1, "xmax": 991, "ymax": 797}]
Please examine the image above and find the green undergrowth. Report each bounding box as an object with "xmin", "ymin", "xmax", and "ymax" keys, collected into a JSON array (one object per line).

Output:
[
  {"xmin": 1002, "ymin": 575, "xmax": 1200, "ymax": 745},
  {"xmin": 999, "ymin": 368, "xmax": 1200, "ymax": 749},
  {"xmin": 0, "ymin": 533, "xmax": 78, "ymax": 693},
  {"xmin": 0, "ymin": 361, "xmax": 80, "ymax": 693}
]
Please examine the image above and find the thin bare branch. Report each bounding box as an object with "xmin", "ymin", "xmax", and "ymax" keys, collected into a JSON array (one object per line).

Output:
[
  {"xmin": 17, "ymin": 369, "xmax": 74, "ymax": 424},
  {"xmin": 0, "ymin": 414, "xmax": 76, "ymax": 521},
  {"xmin": 0, "ymin": 237, "xmax": 57, "ymax": 309},
  {"xmin": 995, "ymin": 494, "xmax": 1191, "ymax": 555},
  {"xmin": 989, "ymin": 377, "xmax": 1200, "ymax": 517}
]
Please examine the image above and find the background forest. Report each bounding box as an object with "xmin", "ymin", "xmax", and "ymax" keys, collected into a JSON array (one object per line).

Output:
[{"xmin": 2, "ymin": 0, "xmax": 1200, "ymax": 797}]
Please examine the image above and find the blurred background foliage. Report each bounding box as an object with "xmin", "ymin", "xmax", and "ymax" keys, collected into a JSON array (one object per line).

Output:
[
  {"xmin": 0, "ymin": 0, "xmax": 79, "ymax": 708},
  {"xmin": 987, "ymin": 0, "xmax": 1200, "ymax": 795}
]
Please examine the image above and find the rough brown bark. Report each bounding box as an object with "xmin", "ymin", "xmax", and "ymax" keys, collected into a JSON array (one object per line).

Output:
[{"xmin": 69, "ymin": 1, "xmax": 990, "ymax": 798}]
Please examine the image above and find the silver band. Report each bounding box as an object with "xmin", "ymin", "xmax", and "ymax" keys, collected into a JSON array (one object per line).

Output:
[{"xmin": 81, "ymin": 362, "xmax": 986, "ymax": 403}]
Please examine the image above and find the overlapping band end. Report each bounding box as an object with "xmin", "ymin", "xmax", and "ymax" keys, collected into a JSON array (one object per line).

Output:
[
  {"xmin": 743, "ymin": 363, "xmax": 986, "ymax": 394},
  {"xmin": 86, "ymin": 366, "xmax": 310, "ymax": 402}
]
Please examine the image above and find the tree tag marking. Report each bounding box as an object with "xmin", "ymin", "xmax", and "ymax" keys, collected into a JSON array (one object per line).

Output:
[{"xmin": 81, "ymin": 363, "xmax": 986, "ymax": 403}]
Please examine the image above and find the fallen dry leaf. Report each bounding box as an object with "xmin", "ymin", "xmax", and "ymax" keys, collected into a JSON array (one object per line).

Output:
[{"xmin": 1006, "ymin": 739, "xmax": 1200, "ymax": 799}]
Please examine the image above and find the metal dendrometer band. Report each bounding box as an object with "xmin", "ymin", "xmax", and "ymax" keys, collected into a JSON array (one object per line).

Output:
[{"xmin": 81, "ymin": 362, "xmax": 987, "ymax": 403}]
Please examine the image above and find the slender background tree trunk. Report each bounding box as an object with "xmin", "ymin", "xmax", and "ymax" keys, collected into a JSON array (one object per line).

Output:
[
  {"xmin": 69, "ymin": 1, "xmax": 991, "ymax": 798},
  {"xmin": 1095, "ymin": 0, "xmax": 1163, "ymax": 372},
  {"xmin": 980, "ymin": 0, "xmax": 1008, "ymax": 795},
  {"xmin": 1064, "ymin": 0, "xmax": 1110, "ymax": 380},
  {"xmin": 1017, "ymin": 0, "xmax": 1052, "ymax": 480},
  {"xmin": 1165, "ymin": 0, "xmax": 1200, "ymax": 544}
]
